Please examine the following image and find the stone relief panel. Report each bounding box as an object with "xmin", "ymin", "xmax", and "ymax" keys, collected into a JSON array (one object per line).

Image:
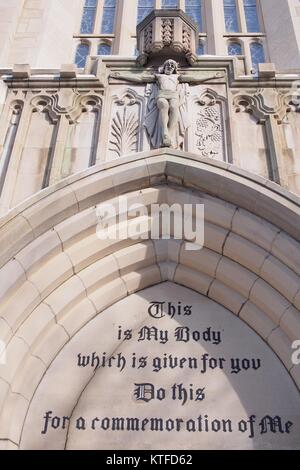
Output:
[
  {"xmin": 61, "ymin": 95, "xmax": 102, "ymax": 178},
  {"xmin": 2, "ymin": 76, "xmax": 300, "ymax": 209},
  {"xmin": 1, "ymin": 89, "xmax": 103, "ymax": 208},
  {"xmin": 233, "ymin": 96, "xmax": 269, "ymax": 179},
  {"xmin": 11, "ymin": 96, "xmax": 58, "ymax": 206},
  {"xmin": 108, "ymin": 89, "xmax": 144, "ymax": 160},
  {"xmin": 188, "ymin": 90, "xmax": 227, "ymax": 162},
  {"xmin": 108, "ymin": 64, "xmax": 225, "ymax": 153},
  {"xmin": 280, "ymin": 97, "xmax": 300, "ymax": 195}
]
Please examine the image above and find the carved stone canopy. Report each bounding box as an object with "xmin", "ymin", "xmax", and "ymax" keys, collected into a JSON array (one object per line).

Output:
[{"xmin": 136, "ymin": 9, "xmax": 198, "ymax": 66}]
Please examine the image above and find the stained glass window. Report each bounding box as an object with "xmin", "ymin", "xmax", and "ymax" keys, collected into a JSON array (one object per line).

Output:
[
  {"xmin": 161, "ymin": 0, "xmax": 178, "ymax": 8},
  {"xmin": 101, "ymin": 0, "xmax": 116, "ymax": 34},
  {"xmin": 250, "ymin": 42, "xmax": 265, "ymax": 74},
  {"xmin": 137, "ymin": 0, "xmax": 155, "ymax": 24},
  {"xmin": 98, "ymin": 43, "xmax": 112, "ymax": 55},
  {"xmin": 244, "ymin": 0, "xmax": 260, "ymax": 32},
  {"xmin": 80, "ymin": 0, "xmax": 97, "ymax": 34},
  {"xmin": 75, "ymin": 43, "xmax": 90, "ymax": 68},
  {"xmin": 185, "ymin": 0, "xmax": 202, "ymax": 30},
  {"xmin": 228, "ymin": 42, "xmax": 242, "ymax": 55},
  {"xmin": 224, "ymin": 0, "xmax": 239, "ymax": 33},
  {"xmin": 197, "ymin": 41, "xmax": 204, "ymax": 55}
]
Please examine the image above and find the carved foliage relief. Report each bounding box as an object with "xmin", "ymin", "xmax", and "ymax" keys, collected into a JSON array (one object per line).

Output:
[
  {"xmin": 108, "ymin": 90, "xmax": 143, "ymax": 159},
  {"xmin": 144, "ymin": 24, "xmax": 153, "ymax": 53},
  {"xmin": 182, "ymin": 24, "xmax": 192, "ymax": 52},
  {"xmin": 162, "ymin": 19, "xmax": 174, "ymax": 46},
  {"xmin": 190, "ymin": 91, "xmax": 226, "ymax": 161}
]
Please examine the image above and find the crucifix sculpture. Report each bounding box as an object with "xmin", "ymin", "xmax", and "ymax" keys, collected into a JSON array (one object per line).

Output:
[{"xmin": 110, "ymin": 59, "xmax": 224, "ymax": 149}]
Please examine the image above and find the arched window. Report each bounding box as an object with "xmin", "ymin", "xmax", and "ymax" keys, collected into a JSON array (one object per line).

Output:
[
  {"xmin": 98, "ymin": 43, "xmax": 112, "ymax": 55},
  {"xmin": 197, "ymin": 41, "xmax": 204, "ymax": 55},
  {"xmin": 75, "ymin": 43, "xmax": 90, "ymax": 68},
  {"xmin": 101, "ymin": 0, "xmax": 116, "ymax": 34},
  {"xmin": 185, "ymin": 0, "xmax": 202, "ymax": 30},
  {"xmin": 80, "ymin": 0, "xmax": 97, "ymax": 34},
  {"xmin": 137, "ymin": 0, "xmax": 155, "ymax": 24},
  {"xmin": 223, "ymin": 0, "xmax": 239, "ymax": 33},
  {"xmin": 244, "ymin": 0, "xmax": 260, "ymax": 32},
  {"xmin": 250, "ymin": 42, "xmax": 265, "ymax": 74},
  {"xmin": 228, "ymin": 42, "xmax": 242, "ymax": 55},
  {"xmin": 161, "ymin": 0, "xmax": 178, "ymax": 8}
]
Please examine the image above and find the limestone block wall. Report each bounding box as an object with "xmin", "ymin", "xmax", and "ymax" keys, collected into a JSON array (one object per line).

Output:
[
  {"xmin": 0, "ymin": 0, "xmax": 26, "ymax": 67},
  {"xmin": 290, "ymin": 0, "xmax": 300, "ymax": 57},
  {"xmin": 5, "ymin": 0, "xmax": 82, "ymax": 69},
  {"xmin": 261, "ymin": 0, "xmax": 300, "ymax": 70}
]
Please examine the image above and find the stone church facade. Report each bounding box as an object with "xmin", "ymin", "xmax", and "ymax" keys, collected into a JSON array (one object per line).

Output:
[{"xmin": 0, "ymin": 0, "xmax": 300, "ymax": 450}]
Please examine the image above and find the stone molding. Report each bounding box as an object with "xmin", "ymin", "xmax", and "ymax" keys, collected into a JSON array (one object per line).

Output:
[{"xmin": 233, "ymin": 88, "xmax": 292, "ymax": 124}]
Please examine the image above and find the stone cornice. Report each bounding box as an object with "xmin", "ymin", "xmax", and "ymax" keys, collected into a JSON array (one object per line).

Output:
[{"xmin": 1, "ymin": 56, "xmax": 299, "ymax": 89}]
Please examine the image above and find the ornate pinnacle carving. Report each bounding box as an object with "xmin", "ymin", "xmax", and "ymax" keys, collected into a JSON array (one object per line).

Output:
[{"xmin": 136, "ymin": 9, "xmax": 198, "ymax": 66}]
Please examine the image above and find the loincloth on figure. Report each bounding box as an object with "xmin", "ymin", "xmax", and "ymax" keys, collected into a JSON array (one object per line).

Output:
[{"xmin": 157, "ymin": 90, "xmax": 179, "ymax": 100}]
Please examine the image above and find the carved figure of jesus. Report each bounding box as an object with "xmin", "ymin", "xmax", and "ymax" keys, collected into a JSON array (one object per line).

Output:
[
  {"xmin": 110, "ymin": 59, "xmax": 224, "ymax": 149},
  {"xmin": 155, "ymin": 60, "xmax": 182, "ymax": 146}
]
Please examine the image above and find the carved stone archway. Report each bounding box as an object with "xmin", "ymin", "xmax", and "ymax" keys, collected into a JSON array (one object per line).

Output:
[{"xmin": 0, "ymin": 150, "xmax": 299, "ymax": 449}]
